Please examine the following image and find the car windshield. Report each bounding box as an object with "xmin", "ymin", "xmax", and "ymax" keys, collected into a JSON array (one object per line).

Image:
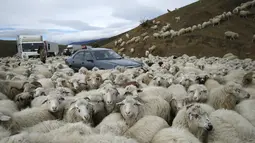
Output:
[{"xmin": 91, "ymin": 50, "xmax": 122, "ymax": 60}]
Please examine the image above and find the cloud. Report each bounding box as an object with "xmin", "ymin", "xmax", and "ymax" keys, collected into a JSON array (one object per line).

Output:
[
  {"xmin": 40, "ymin": 19, "xmax": 102, "ymax": 31},
  {"xmin": 0, "ymin": 0, "xmax": 197, "ymax": 44}
]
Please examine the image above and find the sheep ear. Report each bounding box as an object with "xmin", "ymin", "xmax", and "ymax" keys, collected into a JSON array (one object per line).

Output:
[
  {"xmin": 186, "ymin": 104, "xmax": 194, "ymax": 110},
  {"xmin": 116, "ymin": 101, "xmax": 124, "ymax": 106},
  {"xmin": 30, "ymin": 81, "xmax": 42, "ymax": 88},
  {"xmin": 84, "ymin": 97, "xmax": 90, "ymax": 102},
  {"xmin": 42, "ymin": 99, "xmax": 48, "ymax": 104},
  {"xmin": 137, "ymin": 89, "xmax": 143, "ymax": 93},
  {"xmin": 170, "ymin": 98, "xmax": 177, "ymax": 107},
  {"xmin": 188, "ymin": 113, "xmax": 193, "ymax": 120},
  {"xmin": 243, "ymin": 72, "xmax": 253, "ymax": 85},
  {"xmin": 0, "ymin": 114, "xmax": 11, "ymax": 121}
]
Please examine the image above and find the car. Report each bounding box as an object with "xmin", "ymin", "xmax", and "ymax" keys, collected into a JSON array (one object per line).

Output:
[{"xmin": 65, "ymin": 48, "xmax": 143, "ymax": 71}]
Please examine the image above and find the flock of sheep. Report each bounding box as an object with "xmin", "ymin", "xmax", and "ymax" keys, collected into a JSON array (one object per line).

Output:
[
  {"xmin": 114, "ymin": 0, "xmax": 255, "ymax": 55},
  {"xmin": 0, "ymin": 50, "xmax": 255, "ymax": 143}
]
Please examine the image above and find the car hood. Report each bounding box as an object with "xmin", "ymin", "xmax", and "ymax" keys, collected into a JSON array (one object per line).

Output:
[{"xmin": 98, "ymin": 59, "xmax": 142, "ymax": 67}]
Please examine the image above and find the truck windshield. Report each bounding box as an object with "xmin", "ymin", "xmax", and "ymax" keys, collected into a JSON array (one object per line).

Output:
[
  {"xmin": 91, "ymin": 50, "xmax": 122, "ymax": 60},
  {"xmin": 22, "ymin": 43, "xmax": 44, "ymax": 52}
]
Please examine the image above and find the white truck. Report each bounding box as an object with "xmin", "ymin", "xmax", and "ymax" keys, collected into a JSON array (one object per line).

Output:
[
  {"xmin": 16, "ymin": 35, "xmax": 44, "ymax": 59},
  {"xmin": 44, "ymin": 41, "xmax": 59, "ymax": 56}
]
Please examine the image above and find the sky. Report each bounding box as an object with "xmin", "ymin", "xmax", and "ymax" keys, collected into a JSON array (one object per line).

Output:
[{"xmin": 0, "ymin": 0, "xmax": 197, "ymax": 44}]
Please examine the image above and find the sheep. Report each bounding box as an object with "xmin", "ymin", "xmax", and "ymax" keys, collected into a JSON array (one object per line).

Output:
[
  {"xmin": 0, "ymin": 126, "xmax": 11, "ymax": 141},
  {"xmin": 152, "ymin": 127, "xmax": 202, "ymax": 143},
  {"xmin": 235, "ymin": 99, "xmax": 255, "ymax": 126},
  {"xmin": 202, "ymin": 21, "xmax": 211, "ymax": 28},
  {"xmin": 143, "ymin": 35, "xmax": 150, "ymax": 41},
  {"xmin": 130, "ymin": 48, "xmax": 135, "ymax": 53},
  {"xmin": 0, "ymin": 80, "xmax": 42, "ymax": 100},
  {"xmin": 226, "ymin": 11, "xmax": 232, "ymax": 19},
  {"xmin": 207, "ymin": 82, "xmax": 250, "ymax": 110},
  {"xmin": 120, "ymin": 41, "xmax": 126, "ymax": 47},
  {"xmin": 0, "ymin": 93, "xmax": 7, "ymax": 100},
  {"xmin": 116, "ymin": 95, "xmax": 171, "ymax": 126},
  {"xmin": 0, "ymin": 106, "xmax": 56, "ymax": 134},
  {"xmin": 21, "ymin": 120, "xmax": 66, "ymax": 133},
  {"xmin": 239, "ymin": 10, "xmax": 252, "ymax": 18},
  {"xmin": 151, "ymin": 25, "xmax": 158, "ymax": 30},
  {"xmin": 208, "ymin": 109, "xmax": 255, "ymax": 143},
  {"xmin": 85, "ymin": 72, "xmax": 103, "ymax": 90},
  {"xmin": 191, "ymin": 25, "xmax": 198, "ymax": 31},
  {"xmin": 224, "ymin": 31, "xmax": 239, "ymax": 40},
  {"xmin": 125, "ymin": 33, "xmax": 129, "ymax": 39},
  {"xmin": 141, "ymin": 32, "xmax": 148, "ymax": 37},
  {"xmin": 210, "ymin": 17, "xmax": 221, "ymax": 26},
  {"xmin": 172, "ymin": 103, "xmax": 214, "ymax": 142},
  {"xmin": 161, "ymin": 31, "xmax": 171, "ymax": 39},
  {"xmin": 148, "ymin": 75, "xmax": 170, "ymax": 88},
  {"xmin": 187, "ymin": 84, "xmax": 209, "ymax": 103},
  {"xmin": 96, "ymin": 113, "xmax": 128, "ymax": 135},
  {"xmin": 149, "ymin": 45, "xmax": 156, "ymax": 51},
  {"xmin": 114, "ymin": 41, "xmax": 118, "ymax": 46},
  {"xmin": 224, "ymin": 70, "xmax": 253, "ymax": 87},
  {"xmin": 0, "ymin": 99, "xmax": 18, "ymax": 113},
  {"xmin": 153, "ymin": 33, "xmax": 160, "ymax": 38},
  {"xmin": 63, "ymin": 98, "xmax": 94, "ymax": 126},
  {"xmin": 37, "ymin": 78, "xmax": 55, "ymax": 89},
  {"xmin": 204, "ymin": 78, "xmax": 221, "ymax": 92},
  {"xmin": 124, "ymin": 116, "xmax": 169, "ymax": 143},
  {"xmin": 197, "ymin": 24, "xmax": 202, "ymax": 29},
  {"xmin": 118, "ymin": 38, "xmax": 123, "ymax": 44},
  {"xmin": 175, "ymin": 16, "xmax": 180, "ymax": 22}
]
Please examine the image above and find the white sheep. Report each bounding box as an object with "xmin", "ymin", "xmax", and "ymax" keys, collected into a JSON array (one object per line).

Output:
[
  {"xmin": 22, "ymin": 120, "xmax": 66, "ymax": 133},
  {"xmin": 152, "ymin": 127, "xmax": 202, "ymax": 143},
  {"xmin": 141, "ymin": 32, "xmax": 148, "ymax": 37},
  {"xmin": 124, "ymin": 116, "xmax": 169, "ymax": 143},
  {"xmin": 118, "ymin": 38, "xmax": 123, "ymax": 44},
  {"xmin": 120, "ymin": 41, "xmax": 126, "ymax": 47},
  {"xmin": 0, "ymin": 126, "xmax": 11, "ymax": 141},
  {"xmin": 116, "ymin": 95, "xmax": 171, "ymax": 126},
  {"xmin": 226, "ymin": 11, "xmax": 232, "ymax": 19},
  {"xmin": 114, "ymin": 41, "xmax": 118, "ymax": 46},
  {"xmin": 0, "ymin": 93, "xmax": 8, "ymax": 100},
  {"xmin": 130, "ymin": 48, "xmax": 135, "ymax": 53},
  {"xmin": 153, "ymin": 33, "xmax": 160, "ymax": 39},
  {"xmin": 143, "ymin": 35, "xmax": 150, "ymax": 41},
  {"xmin": 207, "ymin": 82, "xmax": 250, "ymax": 110},
  {"xmin": 0, "ymin": 106, "xmax": 56, "ymax": 134},
  {"xmin": 224, "ymin": 31, "xmax": 239, "ymax": 40},
  {"xmin": 208, "ymin": 109, "xmax": 255, "ymax": 143},
  {"xmin": 175, "ymin": 16, "xmax": 180, "ymax": 22},
  {"xmin": 63, "ymin": 98, "xmax": 94, "ymax": 126},
  {"xmin": 197, "ymin": 24, "xmax": 202, "ymax": 29},
  {"xmin": 187, "ymin": 84, "xmax": 209, "ymax": 103},
  {"xmin": 239, "ymin": 10, "xmax": 252, "ymax": 18},
  {"xmin": 125, "ymin": 33, "xmax": 129, "ymax": 39},
  {"xmin": 235, "ymin": 99, "xmax": 255, "ymax": 126},
  {"xmin": 161, "ymin": 31, "xmax": 171, "ymax": 39},
  {"xmin": 0, "ymin": 99, "xmax": 18, "ymax": 113},
  {"xmin": 172, "ymin": 103, "xmax": 214, "ymax": 142},
  {"xmin": 149, "ymin": 45, "xmax": 156, "ymax": 51},
  {"xmin": 151, "ymin": 25, "xmax": 158, "ymax": 30},
  {"xmin": 191, "ymin": 25, "xmax": 198, "ymax": 31},
  {"xmin": 210, "ymin": 17, "xmax": 221, "ymax": 26},
  {"xmin": 204, "ymin": 78, "xmax": 221, "ymax": 92}
]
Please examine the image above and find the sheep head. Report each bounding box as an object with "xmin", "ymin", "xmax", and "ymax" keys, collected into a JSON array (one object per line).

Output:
[
  {"xmin": 188, "ymin": 84, "xmax": 208, "ymax": 103},
  {"xmin": 14, "ymin": 91, "xmax": 34, "ymax": 110},
  {"xmin": 225, "ymin": 82, "xmax": 250, "ymax": 101},
  {"xmin": 185, "ymin": 104, "xmax": 213, "ymax": 132},
  {"xmin": 41, "ymin": 94, "xmax": 66, "ymax": 113},
  {"xmin": 85, "ymin": 73, "xmax": 103, "ymax": 90}
]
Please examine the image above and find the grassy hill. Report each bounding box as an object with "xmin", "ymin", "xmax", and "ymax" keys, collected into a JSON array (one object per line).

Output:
[{"xmin": 100, "ymin": 0, "xmax": 255, "ymax": 59}]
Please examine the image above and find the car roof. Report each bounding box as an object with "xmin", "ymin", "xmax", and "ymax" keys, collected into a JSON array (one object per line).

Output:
[{"xmin": 77, "ymin": 47, "xmax": 110, "ymax": 52}]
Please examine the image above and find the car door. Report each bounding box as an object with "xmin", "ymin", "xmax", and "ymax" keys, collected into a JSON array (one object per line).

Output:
[
  {"xmin": 72, "ymin": 51, "xmax": 85, "ymax": 71},
  {"xmin": 82, "ymin": 51, "xmax": 95, "ymax": 70}
]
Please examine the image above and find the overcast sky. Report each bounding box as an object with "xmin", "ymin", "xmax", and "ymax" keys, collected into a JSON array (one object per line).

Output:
[{"xmin": 0, "ymin": 0, "xmax": 197, "ymax": 44}]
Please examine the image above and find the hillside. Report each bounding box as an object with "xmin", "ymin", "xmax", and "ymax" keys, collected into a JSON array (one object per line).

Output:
[{"xmin": 102, "ymin": 0, "xmax": 255, "ymax": 59}]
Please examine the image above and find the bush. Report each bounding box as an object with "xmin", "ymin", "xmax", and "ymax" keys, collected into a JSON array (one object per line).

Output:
[{"xmin": 140, "ymin": 19, "xmax": 152, "ymax": 28}]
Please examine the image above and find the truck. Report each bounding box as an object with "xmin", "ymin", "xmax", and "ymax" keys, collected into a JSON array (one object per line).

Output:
[
  {"xmin": 44, "ymin": 41, "xmax": 59, "ymax": 57},
  {"xmin": 16, "ymin": 35, "xmax": 44, "ymax": 59}
]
